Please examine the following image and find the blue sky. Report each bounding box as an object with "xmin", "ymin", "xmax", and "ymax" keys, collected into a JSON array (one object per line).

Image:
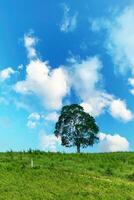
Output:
[{"xmin": 0, "ymin": 0, "xmax": 134, "ymax": 152}]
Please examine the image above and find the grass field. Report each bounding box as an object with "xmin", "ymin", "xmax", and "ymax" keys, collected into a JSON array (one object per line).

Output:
[{"xmin": 0, "ymin": 151, "xmax": 134, "ymax": 199}]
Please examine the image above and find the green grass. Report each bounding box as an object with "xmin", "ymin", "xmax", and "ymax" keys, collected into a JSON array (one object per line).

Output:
[{"xmin": 0, "ymin": 151, "xmax": 134, "ymax": 199}]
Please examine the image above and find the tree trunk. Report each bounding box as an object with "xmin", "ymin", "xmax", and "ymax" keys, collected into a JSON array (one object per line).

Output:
[{"xmin": 77, "ymin": 144, "xmax": 80, "ymax": 153}]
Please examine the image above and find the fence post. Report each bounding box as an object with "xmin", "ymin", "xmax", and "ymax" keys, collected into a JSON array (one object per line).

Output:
[{"xmin": 31, "ymin": 158, "xmax": 34, "ymax": 168}]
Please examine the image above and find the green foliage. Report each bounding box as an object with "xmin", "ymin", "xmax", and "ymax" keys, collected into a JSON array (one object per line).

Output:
[
  {"xmin": 54, "ymin": 104, "xmax": 99, "ymax": 152},
  {"xmin": 0, "ymin": 152, "xmax": 133, "ymax": 199}
]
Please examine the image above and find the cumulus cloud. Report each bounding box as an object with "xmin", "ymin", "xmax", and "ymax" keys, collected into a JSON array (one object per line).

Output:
[
  {"xmin": 27, "ymin": 112, "xmax": 41, "ymax": 129},
  {"xmin": 40, "ymin": 132, "xmax": 61, "ymax": 152},
  {"xmin": 99, "ymin": 132, "xmax": 129, "ymax": 152},
  {"xmin": 0, "ymin": 67, "xmax": 15, "ymax": 81},
  {"xmin": 70, "ymin": 56, "xmax": 133, "ymax": 121},
  {"xmin": 60, "ymin": 4, "xmax": 77, "ymax": 32},
  {"xmin": 15, "ymin": 34, "xmax": 69, "ymax": 110},
  {"xmin": 14, "ymin": 33, "xmax": 133, "ymax": 122},
  {"xmin": 81, "ymin": 93, "xmax": 113, "ymax": 117},
  {"xmin": 70, "ymin": 56, "xmax": 111, "ymax": 117},
  {"xmin": 71, "ymin": 57, "xmax": 111, "ymax": 116},
  {"xmin": 82, "ymin": 97, "xmax": 133, "ymax": 122},
  {"xmin": 71, "ymin": 57, "xmax": 102, "ymax": 100},
  {"xmin": 109, "ymin": 99, "xmax": 133, "ymax": 122},
  {"xmin": 15, "ymin": 59, "xmax": 69, "ymax": 109}
]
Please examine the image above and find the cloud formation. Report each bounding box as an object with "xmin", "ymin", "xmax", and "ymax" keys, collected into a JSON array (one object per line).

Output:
[
  {"xmin": 0, "ymin": 67, "xmax": 15, "ymax": 81},
  {"xmin": 14, "ymin": 33, "xmax": 133, "ymax": 122},
  {"xmin": 27, "ymin": 112, "xmax": 41, "ymax": 129},
  {"xmin": 107, "ymin": 7, "xmax": 134, "ymax": 75},
  {"xmin": 15, "ymin": 60, "xmax": 69, "ymax": 109},
  {"xmin": 89, "ymin": 8, "xmax": 134, "ymax": 119},
  {"xmin": 15, "ymin": 33, "xmax": 69, "ymax": 110},
  {"xmin": 90, "ymin": 7, "xmax": 134, "ymax": 75},
  {"xmin": 109, "ymin": 99, "xmax": 133, "ymax": 122},
  {"xmin": 24, "ymin": 32, "xmax": 38, "ymax": 59},
  {"xmin": 60, "ymin": 4, "xmax": 77, "ymax": 32},
  {"xmin": 40, "ymin": 132, "xmax": 61, "ymax": 152},
  {"xmin": 128, "ymin": 77, "xmax": 134, "ymax": 95},
  {"xmin": 70, "ymin": 56, "xmax": 133, "ymax": 121},
  {"xmin": 99, "ymin": 132, "xmax": 129, "ymax": 152}
]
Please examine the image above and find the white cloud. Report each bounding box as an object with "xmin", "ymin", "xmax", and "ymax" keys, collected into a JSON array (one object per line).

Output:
[
  {"xmin": 129, "ymin": 77, "xmax": 134, "ymax": 87},
  {"xmin": 27, "ymin": 111, "xmax": 59, "ymax": 129},
  {"xmin": 90, "ymin": 7, "xmax": 134, "ymax": 103},
  {"xmin": 0, "ymin": 67, "xmax": 15, "ymax": 81},
  {"xmin": 27, "ymin": 112, "xmax": 41, "ymax": 129},
  {"xmin": 81, "ymin": 93, "xmax": 113, "ymax": 117},
  {"xmin": 71, "ymin": 56, "xmax": 102, "ymax": 100},
  {"xmin": 89, "ymin": 8, "xmax": 134, "ymax": 118},
  {"xmin": 40, "ymin": 133, "xmax": 61, "ymax": 152},
  {"xmin": 27, "ymin": 120, "xmax": 37, "ymax": 129},
  {"xmin": 15, "ymin": 33, "xmax": 69, "ymax": 110},
  {"xmin": 90, "ymin": 7, "xmax": 134, "ymax": 76},
  {"xmin": 130, "ymin": 89, "xmax": 134, "ymax": 95},
  {"xmin": 14, "ymin": 33, "xmax": 133, "ymax": 122},
  {"xmin": 70, "ymin": 56, "xmax": 133, "ymax": 121},
  {"xmin": 15, "ymin": 59, "xmax": 69, "ymax": 109},
  {"xmin": 71, "ymin": 56, "xmax": 111, "ymax": 117},
  {"xmin": 24, "ymin": 32, "xmax": 37, "ymax": 59},
  {"xmin": 128, "ymin": 78, "xmax": 134, "ymax": 95},
  {"xmin": 28, "ymin": 112, "xmax": 40, "ymax": 121},
  {"xmin": 99, "ymin": 132, "xmax": 129, "ymax": 152},
  {"xmin": 81, "ymin": 95, "xmax": 133, "ymax": 122},
  {"xmin": 106, "ymin": 7, "xmax": 134, "ymax": 74},
  {"xmin": 45, "ymin": 112, "xmax": 59, "ymax": 122},
  {"xmin": 60, "ymin": 4, "xmax": 77, "ymax": 32},
  {"xmin": 18, "ymin": 64, "xmax": 23, "ymax": 70},
  {"xmin": 109, "ymin": 99, "xmax": 133, "ymax": 122}
]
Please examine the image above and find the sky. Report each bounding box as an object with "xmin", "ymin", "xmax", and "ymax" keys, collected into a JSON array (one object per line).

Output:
[{"xmin": 0, "ymin": 0, "xmax": 134, "ymax": 152}]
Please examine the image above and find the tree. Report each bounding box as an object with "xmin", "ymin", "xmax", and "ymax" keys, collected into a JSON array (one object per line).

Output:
[{"xmin": 54, "ymin": 104, "xmax": 99, "ymax": 153}]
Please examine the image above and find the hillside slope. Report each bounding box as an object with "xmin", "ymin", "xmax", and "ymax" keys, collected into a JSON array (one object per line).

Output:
[{"xmin": 0, "ymin": 152, "xmax": 134, "ymax": 200}]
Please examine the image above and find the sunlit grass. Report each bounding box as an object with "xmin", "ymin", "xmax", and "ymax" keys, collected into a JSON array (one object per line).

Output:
[{"xmin": 0, "ymin": 151, "xmax": 134, "ymax": 199}]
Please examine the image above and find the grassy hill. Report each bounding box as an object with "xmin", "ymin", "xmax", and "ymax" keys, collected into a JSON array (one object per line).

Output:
[{"xmin": 0, "ymin": 152, "xmax": 134, "ymax": 200}]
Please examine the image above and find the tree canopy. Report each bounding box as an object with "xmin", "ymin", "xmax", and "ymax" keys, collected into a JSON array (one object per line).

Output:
[{"xmin": 54, "ymin": 104, "xmax": 99, "ymax": 153}]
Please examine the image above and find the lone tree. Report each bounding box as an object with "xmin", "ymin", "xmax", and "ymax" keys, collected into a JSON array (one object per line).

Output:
[{"xmin": 54, "ymin": 104, "xmax": 99, "ymax": 153}]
